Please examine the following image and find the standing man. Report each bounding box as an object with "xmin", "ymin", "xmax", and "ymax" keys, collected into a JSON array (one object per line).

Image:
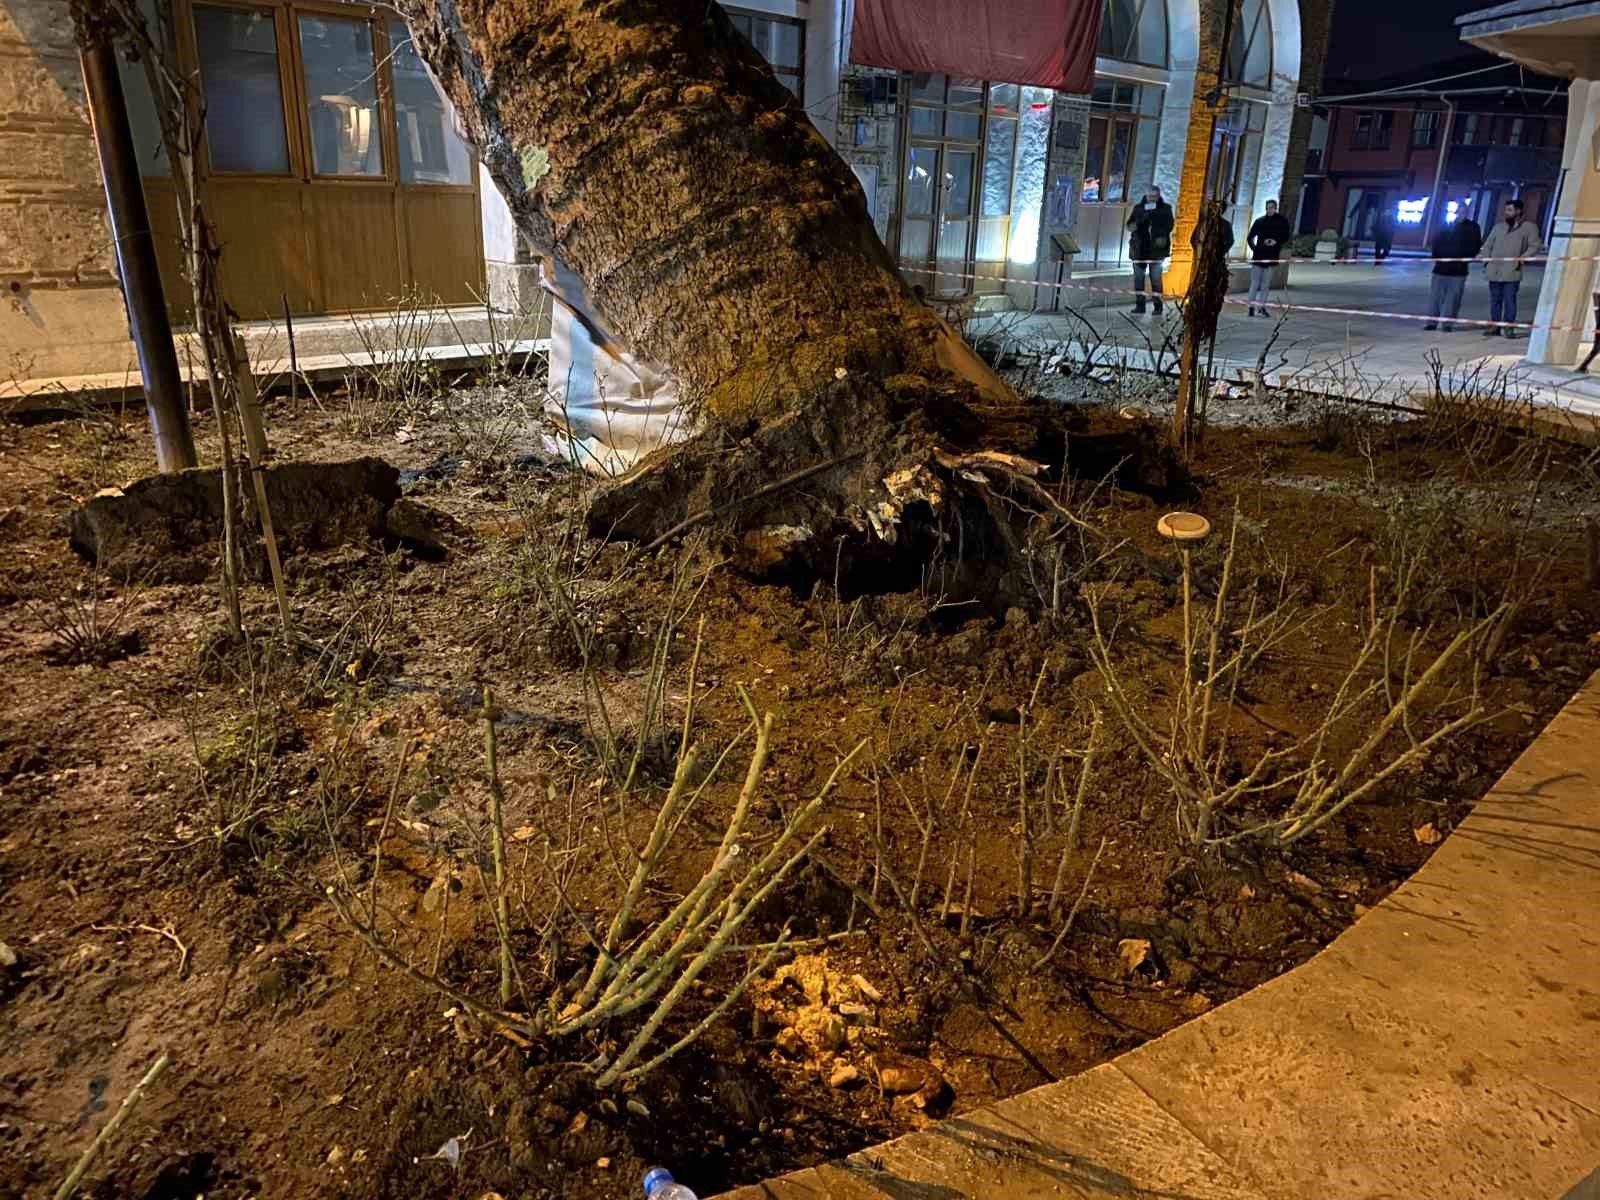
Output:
[
  {"xmin": 1423, "ymin": 215, "xmax": 1483, "ymax": 332},
  {"xmin": 1478, "ymin": 198, "xmax": 1542, "ymax": 337},
  {"xmin": 1246, "ymin": 200, "xmax": 1292, "ymax": 317},
  {"xmin": 1373, "ymin": 207, "xmax": 1396, "ymax": 262},
  {"xmin": 1127, "ymin": 187, "xmax": 1175, "ymax": 315}
]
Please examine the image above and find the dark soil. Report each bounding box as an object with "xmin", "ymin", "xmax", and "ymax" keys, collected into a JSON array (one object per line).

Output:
[{"xmin": 2, "ymin": 381, "xmax": 1597, "ymax": 1200}]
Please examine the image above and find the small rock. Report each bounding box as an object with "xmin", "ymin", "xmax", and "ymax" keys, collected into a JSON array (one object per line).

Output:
[
  {"xmin": 877, "ymin": 1065, "xmax": 928, "ymax": 1095},
  {"xmin": 1117, "ymin": 938, "xmax": 1152, "ymax": 976},
  {"xmin": 911, "ymin": 1075, "xmax": 954, "ymax": 1113},
  {"xmin": 828, "ymin": 1063, "xmax": 862, "ymax": 1089},
  {"xmin": 837, "ymin": 1002, "xmax": 872, "ymax": 1023},
  {"xmin": 1413, "ymin": 822, "xmax": 1443, "ymax": 846},
  {"xmin": 1182, "ymin": 993, "xmax": 1213, "ymax": 1015},
  {"xmin": 775, "ymin": 1027, "xmax": 805, "ymax": 1058},
  {"xmin": 626, "ymin": 1098, "xmax": 651, "ymax": 1119},
  {"xmin": 567, "ymin": 1112, "xmax": 588, "ymax": 1135},
  {"xmin": 850, "ymin": 974, "xmax": 882, "ymax": 1003},
  {"xmin": 326, "ymin": 1144, "xmax": 346, "ymax": 1167},
  {"xmin": 596, "ymin": 1157, "xmax": 611, "ymax": 1170},
  {"xmin": 0, "ymin": 940, "xmax": 16, "ymax": 969},
  {"xmin": 596, "ymin": 1098, "xmax": 618, "ymax": 1117},
  {"xmin": 1286, "ymin": 870, "xmax": 1323, "ymax": 894},
  {"xmin": 1238, "ymin": 884, "xmax": 1256, "ymax": 900}
]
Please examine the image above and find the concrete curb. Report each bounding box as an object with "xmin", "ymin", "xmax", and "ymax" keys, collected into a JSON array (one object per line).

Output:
[{"xmin": 721, "ymin": 672, "xmax": 1600, "ymax": 1199}]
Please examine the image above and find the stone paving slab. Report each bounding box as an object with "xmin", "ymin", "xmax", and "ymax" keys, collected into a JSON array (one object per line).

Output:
[
  {"xmin": 720, "ymin": 672, "xmax": 1600, "ymax": 1200},
  {"xmin": 727, "ymin": 1064, "xmax": 1272, "ymax": 1199}
]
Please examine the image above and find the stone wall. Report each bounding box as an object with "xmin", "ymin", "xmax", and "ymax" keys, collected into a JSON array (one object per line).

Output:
[{"xmin": 0, "ymin": 0, "xmax": 140, "ymax": 386}]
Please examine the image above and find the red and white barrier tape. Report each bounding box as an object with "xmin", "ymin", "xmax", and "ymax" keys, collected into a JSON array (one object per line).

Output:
[{"xmin": 901, "ymin": 264, "xmax": 1600, "ymax": 336}]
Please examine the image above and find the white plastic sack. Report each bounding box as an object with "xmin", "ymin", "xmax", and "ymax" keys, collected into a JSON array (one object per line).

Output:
[{"xmin": 539, "ymin": 256, "xmax": 691, "ymax": 476}]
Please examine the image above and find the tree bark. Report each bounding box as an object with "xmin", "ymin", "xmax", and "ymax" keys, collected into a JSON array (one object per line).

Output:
[
  {"xmin": 403, "ymin": 0, "xmax": 1178, "ymax": 599},
  {"xmin": 403, "ymin": 0, "xmax": 1007, "ymax": 423}
]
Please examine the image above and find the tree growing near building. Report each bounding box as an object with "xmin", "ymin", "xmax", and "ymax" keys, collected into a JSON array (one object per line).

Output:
[{"xmin": 402, "ymin": 0, "xmax": 1175, "ymax": 601}]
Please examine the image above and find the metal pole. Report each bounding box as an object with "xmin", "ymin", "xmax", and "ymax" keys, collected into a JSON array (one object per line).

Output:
[
  {"xmin": 80, "ymin": 38, "xmax": 197, "ymax": 472},
  {"xmin": 1422, "ymin": 100, "xmax": 1458, "ymax": 248}
]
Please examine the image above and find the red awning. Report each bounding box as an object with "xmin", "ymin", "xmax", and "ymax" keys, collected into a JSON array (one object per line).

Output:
[{"xmin": 849, "ymin": 0, "xmax": 1102, "ymax": 94}]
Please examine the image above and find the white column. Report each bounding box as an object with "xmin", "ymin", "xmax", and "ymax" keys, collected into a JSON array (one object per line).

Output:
[
  {"xmin": 1152, "ymin": 0, "xmax": 1203, "ymax": 204},
  {"xmin": 803, "ymin": 0, "xmax": 844, "ymax": 147},
  {"xmin": 1529, "ymin": 79, "xmax": 1600, "ymax": 366},
  {"xmin": 478, "ymin": 165, "xmax": 530, "ymax": 312},
  {"xmin": 1155, "ymin": 75, "xmax": 1196, "ymax": 204},
  {"xmin": 1257, "ymin": 100, "xmax": 1294, "ymax": 209}
]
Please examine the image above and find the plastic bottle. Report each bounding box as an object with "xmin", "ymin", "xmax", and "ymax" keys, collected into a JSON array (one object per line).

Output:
[{"xmin": 642, "ymin": 1166, "xmax": 698, "ymax": 1199}]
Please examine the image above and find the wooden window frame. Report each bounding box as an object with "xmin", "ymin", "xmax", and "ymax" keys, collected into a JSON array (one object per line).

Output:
[
  {"xmin": 290, "ymin": 2, "xmax": 395, "ymax": 185},
  {"xmin": 724, "ymin": 6, "xmax": 805, "ymax": 102},
  {"xmin": 1411, "ymin": 110, "xmax": 1441, "ymax": 149},
  {"xmin": 181, "ymin": 0, "xmax": 478, "ymax": 192},
  {"xmin": 185, "ymin": 0, "xmax": 304, "ymax": 182},
  {"xmin": 1352, "ymin": 110, "xmax": 1392, "ymax": 152}
]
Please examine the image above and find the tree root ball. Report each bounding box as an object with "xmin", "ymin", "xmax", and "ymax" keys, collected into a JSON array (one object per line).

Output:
[{"xmin": 589, "ymin": 381, "xmax": 1184, "ymax": 612}]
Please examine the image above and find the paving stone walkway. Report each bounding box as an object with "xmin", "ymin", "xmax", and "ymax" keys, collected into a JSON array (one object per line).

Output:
[{"xmin": 723, "ymin": 672, "xmax": 1600, "ymax": 1200}]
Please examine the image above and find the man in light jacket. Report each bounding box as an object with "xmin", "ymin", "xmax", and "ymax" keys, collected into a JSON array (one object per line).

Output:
[{"xmin": 1478, "ymin": 199, "xmax": 1542, "ymax": 338}]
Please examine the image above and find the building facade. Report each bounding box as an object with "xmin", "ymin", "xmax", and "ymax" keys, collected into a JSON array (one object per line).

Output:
[
  {"xmin": 1298, "ymin": 56, "xmax": 1567, "ymax": 252},
  {"xmin": 1460, "ymin": 0, "xmax": 1600, "ymax": 370},
  {"xmin": 831, "ymin": 0, "xmax": 1326, "ymax": 302},
  {"xmin": 1, "ymin": 0, "xmax": 1331, "ymax": 389}
]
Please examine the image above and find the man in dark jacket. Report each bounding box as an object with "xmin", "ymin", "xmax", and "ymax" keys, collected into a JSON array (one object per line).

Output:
[
  {"xmin": 1127, "ymin": 187, "xmax": 1175, "ymax": 315},
  {"xmin": 1246, "ymin": 200, "xmax": 1292, "ymax": 317},
  {"xmin": 1424, "ymin": 217, "xmax": 1483, "ymax": 332},
  {"xmin": 1374, "ymin": 208, "xmax": 1395, "ymax": 261}
]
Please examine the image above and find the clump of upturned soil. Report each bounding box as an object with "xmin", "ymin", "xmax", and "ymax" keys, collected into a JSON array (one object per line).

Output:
[{"xmin": 2, "ymin": 382, "xmax": 1597, "ymax": 1200}]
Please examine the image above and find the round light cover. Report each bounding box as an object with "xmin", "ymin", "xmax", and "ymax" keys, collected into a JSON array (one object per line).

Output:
[{"xmin": 1157, "ymin": 512, "xmax": 1212, "ymax": 542}]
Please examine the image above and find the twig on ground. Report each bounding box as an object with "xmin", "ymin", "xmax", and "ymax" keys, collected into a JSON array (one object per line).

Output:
[
  {"xmin": 1034, "ymin": 836, "xmax": 1107, "ymax": 972},
  {"xmin": 53, "ymin": 1052, "xmax": 171, "ymax": 1200},
  {"xmin": 93, "ymin": 923, "xmax": 190, "ymax": 978}
]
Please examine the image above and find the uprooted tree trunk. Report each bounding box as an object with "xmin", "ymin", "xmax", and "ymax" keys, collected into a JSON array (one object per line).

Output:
[{"xmin": 404, "ymin": 0, "xmax": 1177, "ymax": 603}]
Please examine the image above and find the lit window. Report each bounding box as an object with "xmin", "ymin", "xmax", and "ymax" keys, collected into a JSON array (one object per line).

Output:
[
  {"xmin": 299, "ymin": 14, "xmax": 383, "ymax": 177},
  {"xmin": 387, "ymin": 19, "xmax": 473, "ymax": 185}
]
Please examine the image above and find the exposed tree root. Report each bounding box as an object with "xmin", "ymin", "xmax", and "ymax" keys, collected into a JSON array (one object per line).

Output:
[{"xmin": 590, "ymin": 381, "xmax": 1184, "ymax": 610}]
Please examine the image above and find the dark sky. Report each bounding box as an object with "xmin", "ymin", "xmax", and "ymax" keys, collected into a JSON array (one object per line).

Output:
[{"xmin": 1325, "ymin": 0, "xmax": 1490, "ymax": 83}]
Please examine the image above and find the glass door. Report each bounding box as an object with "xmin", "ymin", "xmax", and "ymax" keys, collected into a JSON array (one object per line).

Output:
[
  {"xmin": 1072, "ymin": 81, "xmax": 1161, "ymax": 268},
  {"xmin": 898, "ymin": 73, "xmax": 984, "ymax": 297},
  {"xmin": 935, "ymin": 149, "xmax": 976, "ymax": 295}
]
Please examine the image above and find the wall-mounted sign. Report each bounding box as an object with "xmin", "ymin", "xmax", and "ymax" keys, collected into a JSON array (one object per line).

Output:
[{"xmin": 1396, "ymin": 198, "xmax": 1429, "ymax": 225}]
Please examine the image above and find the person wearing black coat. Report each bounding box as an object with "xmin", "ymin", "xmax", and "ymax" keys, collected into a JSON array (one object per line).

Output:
[
  {"xmin": 1424, "ymin": 217, "xmax": 1484, "ymax": 332},
  {"xmin": 1246, "ymin": 201, "xmax": 1292, "ymax": 317},
  {"xmin": 1374, "ymin": 209, "xmax": 1396, "ymax": 261},
  {"xmin": 1127, "ymin": 187, "xmax": 1175, "ymax": 315}
]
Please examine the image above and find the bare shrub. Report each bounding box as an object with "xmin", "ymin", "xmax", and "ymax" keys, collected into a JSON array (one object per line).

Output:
[
  {"xmin": 1089, "ymin": 512, "xmax": 1504, "ymax": 846},
  {"xmin": 23, "ymin": 571, "xmax": 144, "ymax": 666},
  {"xmin": 325, "ymin": 688, "xmax": 866, "ymax": 1087}
]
